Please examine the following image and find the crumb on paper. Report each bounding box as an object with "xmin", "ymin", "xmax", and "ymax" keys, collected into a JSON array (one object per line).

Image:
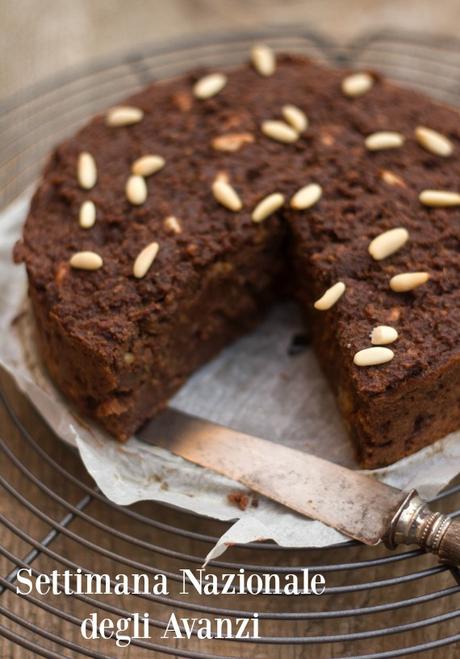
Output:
[
  {"xmin": 227, "ymin": 491, "xmax": 259, "ymax": 510},
  {"xmin": 287, "ymin": 331, "xmax": 311, "ymax": 356}
]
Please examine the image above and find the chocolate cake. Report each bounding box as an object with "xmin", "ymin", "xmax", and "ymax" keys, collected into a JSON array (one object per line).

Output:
[{"xmin": 14, "ymin": 47, "xmax": 460, "ymax": 468}]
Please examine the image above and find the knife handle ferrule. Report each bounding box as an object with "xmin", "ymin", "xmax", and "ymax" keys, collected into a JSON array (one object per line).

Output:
[{"xmin": 384, "ymin": 489, "xmax": 460, "ymax": 566}]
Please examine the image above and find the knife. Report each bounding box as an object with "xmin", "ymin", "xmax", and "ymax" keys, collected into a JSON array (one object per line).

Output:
[{"xmin": 140, "ymin": 408, "xmax": 460, "ymax": 564}]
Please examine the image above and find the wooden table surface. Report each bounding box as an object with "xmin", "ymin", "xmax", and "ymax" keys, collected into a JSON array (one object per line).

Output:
[
  {"xmin": 1, "ymin": 366, "xmax": 460, "ymax": 658},
  {"xmin": 1, "ymin": 1, "xmax": 460, "ymax": 657}
]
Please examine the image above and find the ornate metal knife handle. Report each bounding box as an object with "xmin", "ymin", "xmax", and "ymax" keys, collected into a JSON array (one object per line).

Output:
[{"xmin": 384, "ymin": 490, "xmax": 460, "ymax": 565}]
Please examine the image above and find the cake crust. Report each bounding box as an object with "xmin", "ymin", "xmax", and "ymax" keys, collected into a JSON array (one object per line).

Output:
[{"xmin": 14, "ymin": 54, "xmax": 460, "ymax": 466}]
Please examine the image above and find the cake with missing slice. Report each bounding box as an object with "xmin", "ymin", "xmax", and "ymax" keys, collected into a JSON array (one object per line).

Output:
[{"xmin": 14, "ymin": 46, "xmax": 460, "ymax": 467}]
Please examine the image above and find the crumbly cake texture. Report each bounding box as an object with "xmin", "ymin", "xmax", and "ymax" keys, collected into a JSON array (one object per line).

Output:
[{"xmin": 14, "ymin": 53, "xmax": 460, "ymax": 468}]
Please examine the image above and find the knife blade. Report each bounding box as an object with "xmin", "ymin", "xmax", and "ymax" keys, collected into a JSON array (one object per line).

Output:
[{"xmin": 140, "ymin": 408, "xmax": 460, "ymax": 563}]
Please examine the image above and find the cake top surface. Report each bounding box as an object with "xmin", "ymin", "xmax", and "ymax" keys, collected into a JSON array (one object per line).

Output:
[{"xmin": 15, "ymin": 53, "xmax": 460, "ymax": 396}]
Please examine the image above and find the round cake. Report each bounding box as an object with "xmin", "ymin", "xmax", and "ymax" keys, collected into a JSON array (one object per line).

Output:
[{"xmin": 14, "ymin": 47, "xmax": 460, "ymax": 467}]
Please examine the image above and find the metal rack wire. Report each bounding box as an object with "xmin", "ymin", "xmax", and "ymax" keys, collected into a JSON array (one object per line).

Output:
[{"xmin": 1, "ymin": 28, "xmax": 460, "ymax": 657}]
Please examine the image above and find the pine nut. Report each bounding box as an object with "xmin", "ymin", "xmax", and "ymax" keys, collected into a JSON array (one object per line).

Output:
[
  {"xmin": 290, "ymin": 183, "xmax": 322, "ymax": 210},
  {"xmin": 164, "ymin": 216, "xmax": 182, "ymax": 234},
  {"xmin": 251, "ymin": 44, "xmax": 276, "ymax": 76},
  {"xmin": 282, "ymin": 105, "xmax": 308, "ymax": 133},
  {"xmin": 79, "ymin": 200, "xmax": 96, "ymax": 229},
  {"xmin": 354, "ymin": 346, "xmax": 394, "ymax": 367},
  {"xmin": 126, "ymin": 175, "xmax": 147, "ymax": 205},
  {"xmin": 252, "ymin": 193, "xmax": 284, "ymax": 222},
  {"xmin": 124, "ymin": 352, "xmax": 135, "ymax": 365},
  {"xmin": 314, "ymin": 282, "xmax": 346, "ymax": 310},
  {"xmin": 419, "ymin": 189, "xmax": 460, "ymax": 206},
  {"xmin": 380, "ymin": 169, "xmax": 406, "ymax": 188},
  {"xmin": 212, "ymin": 180, "xmax": 242, "ymax": 212},
  {"xmin": 365, "ymin": 132, "xmax": 405, "ymax": 151},
  {"xmin": 77, "ymin": 152, "xmax": 97, "ymax": 190},
  {"xmin": 261, "ymin": 120, "xmax": 299, "ymax": 144},
  {"xmin": 133, "ymin": 242, "xmax": 159, "ymax": 279},
  {"xmin": 132, "ymin": 155, "xmax": 165, "ymax": 177},
  {"xmin": 106, "ymin": 106, "xmax": 144, "ymax": 126},
  {"xmin": 342, "ymin": 72, "xmax": 374, "ymax": 97},
  {"xmin": 368, "ymin": 227, "xmax": 409, "ymax": 261},
  {"xmin": 390, "ymin": 272, "xmax": 430, "ymax": 292},
  {"xmin": 212, "ymin": 132, "xmax": 254, "ymax": 152},
  {"xmin": 193, "ymin": 73, "xmax": 227, "ymax": 99},
  {"xmin": 415, "ymin": 126, "xmax": 453, "ymax": 157},
  {"xmin": 70, "ymin": 251, "xmax": 103, "ymax": 270},
  {"xmin": 370, "ymin": 326, "xmax": 399, "ymax": 345}
]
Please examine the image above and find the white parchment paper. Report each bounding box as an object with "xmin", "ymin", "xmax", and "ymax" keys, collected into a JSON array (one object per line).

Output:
[{"xmin": 1, "ymin": 193, "xmax": 460, "ymax": 562}]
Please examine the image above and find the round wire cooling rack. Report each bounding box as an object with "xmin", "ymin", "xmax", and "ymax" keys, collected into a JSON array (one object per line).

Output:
[{"xmin": 1, "ymin": 27, "xmax": 460, "ymax": 658}]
